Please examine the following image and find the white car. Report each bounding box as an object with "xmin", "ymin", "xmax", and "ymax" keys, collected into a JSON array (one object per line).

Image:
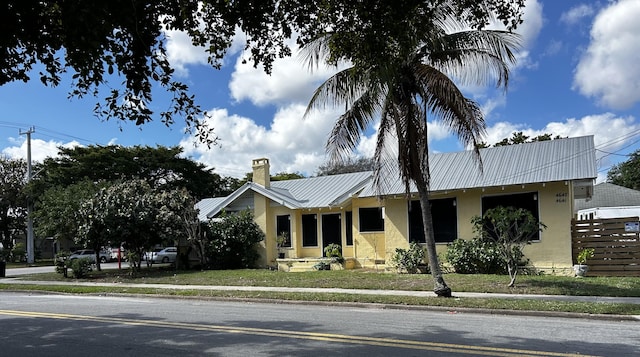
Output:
[
  {"xmin": 151, "ymin": 247, "xmax": 178, "ymax": 263},
  {"xmin": 69, "ymin": 249, "xmax": 110, "ymax": 263}
]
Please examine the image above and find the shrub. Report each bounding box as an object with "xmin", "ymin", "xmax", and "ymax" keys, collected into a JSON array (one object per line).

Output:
[
  {"xmin": 11, "ymin": 242, "xmax": 26, "ymax": 262},
  {"xmin": 205, "ymin": 210, "xmax": 265, "ymax": 269},
  {"xmin": 323, "ymin": 243, "xmax": 343, "ymax": 263},
  {"xmin": 445, "ymin": 238, "xmax": 527, "ymax": 275},
  {"xmin": 68, "ymin": 258, "xmax": 92, "ymax": 278},
  {"xmin": 392, "ymin": 242, "xmax": 427, "ymax": 274}
]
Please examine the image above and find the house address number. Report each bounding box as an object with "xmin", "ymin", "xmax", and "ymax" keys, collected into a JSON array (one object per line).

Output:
[{"xmin": 555, "ymin": 192, "xmax": 567, "ymax": 203}]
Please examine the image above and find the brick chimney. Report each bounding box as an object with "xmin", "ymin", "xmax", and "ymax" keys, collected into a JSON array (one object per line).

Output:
[{"xmin": 252, "ymin": 158, "xmax": 270, "ymax": 188}]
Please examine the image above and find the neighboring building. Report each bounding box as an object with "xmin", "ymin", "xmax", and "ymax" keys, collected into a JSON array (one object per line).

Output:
[
  {"xmin": 197, "ymin": 136, "xmax": 597, "ymax": 272},
  {"xmin": 575, "ymin": 182, "xmax": 640, "ymax": 220}
]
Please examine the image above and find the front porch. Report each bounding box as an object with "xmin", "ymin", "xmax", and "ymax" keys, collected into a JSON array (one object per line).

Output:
[{"xmin": 275, "ymin": 257, "xmax": 363, "ymax": 272}]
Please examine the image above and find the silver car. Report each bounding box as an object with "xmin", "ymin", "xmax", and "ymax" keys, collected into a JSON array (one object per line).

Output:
[
  {"xmin": 151, "ymin": 247, "xmax": 178, "ymax": 263},
  {"xmin": 69, "ymin": 249, "xmax": 110, "ymax": 263}
]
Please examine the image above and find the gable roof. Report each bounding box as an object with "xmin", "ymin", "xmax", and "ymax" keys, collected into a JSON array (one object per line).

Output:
[
  {"xmin": 360, "ymin": 135, "xmax": 597, "ymax": 196},
  {"xmin": 575, "ymin": 182, "xmax": 640, "ymax": 211},
  {"xmin": 201, "ymin": 171, "xmax": 372, "ymax": 219}
]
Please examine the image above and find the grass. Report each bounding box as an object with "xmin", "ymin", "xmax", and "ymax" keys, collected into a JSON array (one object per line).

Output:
[{"xmin": 4, "ymin": 267, "xmax": 640, "ymax": 315}]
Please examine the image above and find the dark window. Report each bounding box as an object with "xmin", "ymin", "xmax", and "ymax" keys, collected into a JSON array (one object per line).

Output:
[
  {"xmin": 276, "ymin": 215, "xmax": 291, "ymax": 247},
  {"xmin": 481, "ymin": 192, "xmax": 540, "ymax": 241},
  {"xmin": 302, "ymin": 214, "xmax": 318, "ymax": 247},
  {"xmin": 359, "ymin": 207, "xmax": 384, "ymax": 232},
  {"xmin": 409, "ymin": 198, "xmax": 457, "ymax": 243},
  {"xmin": 345, "ymin": 211, "xmax": 353, "ymax": 246}
]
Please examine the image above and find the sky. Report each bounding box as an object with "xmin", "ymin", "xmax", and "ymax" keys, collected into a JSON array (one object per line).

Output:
[{"xmin": 1, "ymin": 0, "xmax": 640, "ymax": 183}]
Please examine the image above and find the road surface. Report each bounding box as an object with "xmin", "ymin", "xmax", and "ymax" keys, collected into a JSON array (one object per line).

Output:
[{"xmin": 0, "ymin": 292, "xmax": 637, "ymax": 356}]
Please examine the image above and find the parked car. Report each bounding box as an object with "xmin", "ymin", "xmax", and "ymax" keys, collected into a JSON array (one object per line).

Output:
[
  {"xmin": 69, "ymin": 249, "xmax": 110, "ymax": 263},
  {"xmin": 143, "ymin": 248, "xmax": 163, "ymax": 261},
  {"xmin": 151, "ymin": 247, "xmax": 178, "ymax": 263}
]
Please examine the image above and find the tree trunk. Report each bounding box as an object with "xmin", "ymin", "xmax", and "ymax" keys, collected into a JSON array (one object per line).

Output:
[{"xmin": 417, "ymin": 185, "xmax": 452, "ymax": 297}]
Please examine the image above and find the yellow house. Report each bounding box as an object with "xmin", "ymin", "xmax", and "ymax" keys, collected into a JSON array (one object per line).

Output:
[{"xmin": 198, "ymin": 136, "xmax": 597, "ymax": 273}]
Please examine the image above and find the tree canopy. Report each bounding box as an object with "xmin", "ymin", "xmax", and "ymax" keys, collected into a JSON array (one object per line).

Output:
[
  {"xmin": 2, "ymin": 1, "xmax": 524, "ymax": 142},
  {"xmin": 32, "ymin": 145, "xmax": 230, "ymax": 199},
  {"xmin": 607, "ymin": 149, "xmax": 640, "ymax": 190},
  {"xmin": 0, "ymin": 156, "xmax": 27, "ymax": 252},
  {"xmin": 476, "ymin": 132, "xmax": 564, "ymax": 148}
]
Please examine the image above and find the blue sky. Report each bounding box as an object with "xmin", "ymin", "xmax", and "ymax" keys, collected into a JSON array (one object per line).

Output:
[{"xmin": 1, "ymin": 0, "xmax": 640, "ymax": 182}]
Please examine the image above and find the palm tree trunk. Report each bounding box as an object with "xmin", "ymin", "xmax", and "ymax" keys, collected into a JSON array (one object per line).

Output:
[{"xmin": 417, "ymin": 184, "xmax": 452, "ymax": 297}]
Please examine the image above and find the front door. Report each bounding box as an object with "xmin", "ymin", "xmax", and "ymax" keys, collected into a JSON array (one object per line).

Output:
[{"xmin": 322, "ymin": 213, "xmax": 342, "ymax": 256}]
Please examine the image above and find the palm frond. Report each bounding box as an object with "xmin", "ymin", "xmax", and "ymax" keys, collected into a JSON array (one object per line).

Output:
[{"xmin": 426, "ymin": 30, "xmax": 521, "ymax": 90}]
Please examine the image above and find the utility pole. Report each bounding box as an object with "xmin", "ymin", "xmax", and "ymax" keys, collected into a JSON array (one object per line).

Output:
[{"xmin": 20, "ymin": 127, "xmax": 35, "ymax": 264}]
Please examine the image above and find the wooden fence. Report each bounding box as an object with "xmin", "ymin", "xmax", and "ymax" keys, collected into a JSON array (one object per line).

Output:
[{"xmin": 571, "ymin": 217, "xmax": 640, "ymax": 276}]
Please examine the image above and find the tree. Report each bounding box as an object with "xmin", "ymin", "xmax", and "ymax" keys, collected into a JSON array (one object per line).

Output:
[
  {"xmin": 78, "ymin": 180, "xmax": 159, "ymax": 271},
  {"xmin": 303, "ymin": 5, "xmax": 521, "ymax": 296},
  {"xmin": 0, "ymin": 1, "xmax": 307, "ymax": 142},
  {"xmin": 0, "ymin": 156, "xmax": 27, "ymax": 253},
  {"xmin": 489, "ymin": 132, "xmax": 563, "ymax": 147},
  {"xmin": 1, "ymin": 1, "xmax": 524, "ymax": 143},
  {"xmin": 607, "ymin": 149, "xmax": 640, "ymax": 190},
  {"xmin": 471, "ymin": 206, "xmax": 545, "ymax": 287},
  {"xmin": 32, "ymin": 145, "xmax": 229, "ymax": 199},
  {"xmin": 34, "ymin": 180, "xmax": 107, "ymax": 246},
  {"xmin": 316, "ymin": 157, "xmax": 375, "ymax": 176}
]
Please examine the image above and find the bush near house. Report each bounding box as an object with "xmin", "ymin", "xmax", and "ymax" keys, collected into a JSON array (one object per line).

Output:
[
  {"xmin": 445, "ymin": 238, "xmax": 523, "ymax": 274},
  {"xmin": 205, "ymin": 210, "xmax": 265, "ymax": 270},
  {"xmin": 392, "ymin": 242, "xmax": 428, "ymax": 274}
]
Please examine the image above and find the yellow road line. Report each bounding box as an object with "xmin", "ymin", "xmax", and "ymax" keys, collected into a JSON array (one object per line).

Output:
[{"xmin": 0, "ymin": 309, "xmax": 597, "ymax": 357}]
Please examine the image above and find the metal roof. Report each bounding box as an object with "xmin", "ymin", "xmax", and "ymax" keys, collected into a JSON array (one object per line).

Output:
[
  {"xmin": 197, "ymin": 171, "xmax": 373, "ymax": 219},
  {"xmin": 360, "ymin": 135, "xmax": 597, "ymax": 196},
  {"xmin": 194, "ymin": 197, "xmax": 227, "ymax": 221},
  {"xmin": 575, "ymin": 182, "xmax": 640, "ymax": 211},
  {"xmin": 196, "ymin": 136, "xmax": 597, "ymax": 218}
]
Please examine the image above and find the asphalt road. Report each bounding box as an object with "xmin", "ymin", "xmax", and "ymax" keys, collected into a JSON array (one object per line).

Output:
[{"xmin": 0, "ymin": 292, "xmax": 638, "ymax": 356}]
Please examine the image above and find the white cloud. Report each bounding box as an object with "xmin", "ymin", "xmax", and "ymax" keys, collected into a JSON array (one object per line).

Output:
[
  {"xmin": 181, "ymin": 105, "xmax": 346, "ymax": 177},
  {"xmin": 573, "ymin": 0, "xmax": 640, "ymax": 109},
  {"xmin": 483, "ymin": 112, "xmax": 640, "ymax": 182},
  {"xmin": 164, "ymin": 29, "xmax": 209, "ymax": 77},
  {"xmin": 560, "ymin": 4, "xmax": 596, "ymax": 25},
  {"xmin": 1, "ymin": 137, "xmax": 80, "ymax": 163},
  {"xmin": 229, "ymin": 46, "xmax": 343, "ymax": 107}
]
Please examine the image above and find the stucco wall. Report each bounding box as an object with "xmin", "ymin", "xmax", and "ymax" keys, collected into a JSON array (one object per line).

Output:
[
  {"xmin": 256, "ymin": 180, "xmax": 574, "ymax": 272},
  {"xmin": 351, "ymin": 181, "xmax": 574, "ymax": 272}
]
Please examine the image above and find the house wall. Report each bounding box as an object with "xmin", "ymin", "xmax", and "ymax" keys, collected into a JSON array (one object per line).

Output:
[
  {"xmin": 256, "ymin": 181, "xmax": 574, "ymax": 272},
  {"xmin": 348, "ymin": 181, "xmax": 574, "ymax": 272},
  {"xmin": 351, "ymin": 197, "xmax": 386, "ymax": 268},
  {"xmin": 253, "ymin": 191, "xmax": 271, "ymax": 267}
]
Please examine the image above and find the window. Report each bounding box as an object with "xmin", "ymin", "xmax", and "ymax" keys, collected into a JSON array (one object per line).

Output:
[
  {"xmin": 345, "ymin": 211, "xmax": 353, "ymax": 246},
  {"xmin": 481, "ymin": 192, "xmax": 540, "ymax": 241},
  {"xmin": 359, "ymin": 207, "xmax": 384, "ymax": 232},
  {"xmin": 409, "ymin": 198, "xmax": 457, "ymax": 244},
  {"xmin": 302, "ymin": 214, "xmax": 318, "ymax": 247},
  {"xmin": 276, "ymin": 215, "xmax": 291, "ymax": 248}
]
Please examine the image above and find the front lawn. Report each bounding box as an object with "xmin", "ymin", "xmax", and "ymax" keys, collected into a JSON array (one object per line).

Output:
[{"xmin": 15, "ymin": 267, "xmax": 640, "ymax": 297}]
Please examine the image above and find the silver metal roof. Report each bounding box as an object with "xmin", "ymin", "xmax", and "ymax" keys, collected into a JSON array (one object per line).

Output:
[
  {"xmin": 575, "ymin": 182, "xmax": 640, "ymax": 212},
  {"xmin": 194, "ymin": 197, "xmax": 227, "ymax": 221},
  {"xmin": 360, "ymin": 135, "xmax": 597, "ymax": 196},
  {"xmin": 197, "ymin": 171, "xmax": 373, "ymax": 219},
  {"xmin": 196, "ymin": 136, "xmax": 597, "ymax": 218}
]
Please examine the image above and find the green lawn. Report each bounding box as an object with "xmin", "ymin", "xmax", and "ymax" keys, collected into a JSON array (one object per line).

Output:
[{"xmin": 4, "ymin": 268, "xmax": 640, "ymax": 315}]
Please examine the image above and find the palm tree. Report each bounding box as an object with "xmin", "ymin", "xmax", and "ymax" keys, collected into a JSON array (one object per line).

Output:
[{"xmin": 303, "ymin": 9, "xmax": 520, "ymax": 297}]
